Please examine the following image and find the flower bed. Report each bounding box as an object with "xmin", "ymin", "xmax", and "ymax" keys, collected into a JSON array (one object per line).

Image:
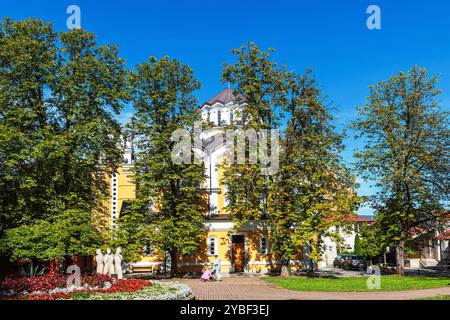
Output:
[
  {"xmin": 71, "ymin": 281, "xmax": 193, "ymax": 300},
  {"xmin": 1, "ymin": 273, "xmax": 192, "ymax": 300},
  {"xmin": 17, "ymin": 279, "xmax": 152, "ymax": 300},
  {"xmin": 0, "ymin": 273, "xmax": 113, "ymax": 296},
  {"xmin": 1, "ymin": 272, "xmax": 67, "ymax": 294}
]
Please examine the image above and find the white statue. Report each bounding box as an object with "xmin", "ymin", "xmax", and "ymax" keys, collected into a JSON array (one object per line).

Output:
[
  {"xmin": 103, "ymin": 248, "xmax": 115, "ymax": 275},
  {"xmin": 114, "ymin": 247, "xmax": 123, "ymax": 279},
  {"xmin": 95, "ymin": 249, "xmax": 104, "ymax": 274}
]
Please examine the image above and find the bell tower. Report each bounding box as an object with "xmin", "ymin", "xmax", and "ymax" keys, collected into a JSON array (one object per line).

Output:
[{"xmin": 121, "ymin": 131, "xmax": 134, "ymax": 165}]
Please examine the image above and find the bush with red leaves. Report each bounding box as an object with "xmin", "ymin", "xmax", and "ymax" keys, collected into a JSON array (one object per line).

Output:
[
  {"xmin": 0, "ymin": 272, "xmax": 114, "ymax": 295},
  {"xmin": 0, "ymin": 273, "xmax": 66, "ymax": 294},
  {"xmin": 1, "ymin": 277, "xmax": 152, "ymax": 300},
  {"xmin": 81, "ymin": 273, "xmax": 112, "ymax": 288},
  {"xmin": 102, "ymin": 279, "xmax": 151, "ymax": 293}
]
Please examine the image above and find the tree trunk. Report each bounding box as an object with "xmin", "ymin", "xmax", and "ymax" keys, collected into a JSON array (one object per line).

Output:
[
  {"xmin": 280, "ymin": 256, "xmax": 290, "ymax": 276},
  {"xmin": 309, "ymin": 259, "xmax": 316, "ymax": 273},
  {"xmin": 396, "ymin": 240, "xmax": 405, "ymax": 276},
  {"xmin": 170, "ymin": 250, "xmax": 178, "ymax": 278},
  {"xmin": 49, "ymin": 259, "xmax": 59, "ymax": 273}
]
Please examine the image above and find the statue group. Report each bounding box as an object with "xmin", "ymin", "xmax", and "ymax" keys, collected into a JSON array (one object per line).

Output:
[{"xmin": 95, "ymin": 247, "xmax": 123, "ymax": 279}]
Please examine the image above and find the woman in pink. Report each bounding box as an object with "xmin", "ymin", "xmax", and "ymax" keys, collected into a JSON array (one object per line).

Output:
[{"xmin": 200, "ymin": 268, "xmax": 212, "ymax": 282}]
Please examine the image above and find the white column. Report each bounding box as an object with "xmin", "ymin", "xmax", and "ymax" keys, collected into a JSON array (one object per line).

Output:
[
  {"xmin": 111, "ymin": 172, "xmax": 118, "ymax": 229},
  {"xmin": 437, "ymin": 239, "xmax": 441, "ymax": 262},
  {"xmin": 244, "ymin": 233, "xmax": 249, "ymax": 273}
]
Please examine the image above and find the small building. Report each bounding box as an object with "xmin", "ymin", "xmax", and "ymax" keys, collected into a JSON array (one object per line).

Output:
[
  {"xmin": 404, "ymin": 226, "xmax": 450, "ymax": 269},
  {"xmin": 320, "ymin": 215, "xmax": 374, "ymax": 267}
]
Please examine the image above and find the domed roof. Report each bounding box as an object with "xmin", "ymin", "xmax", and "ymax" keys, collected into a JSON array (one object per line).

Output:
[{"xmin": 201, "ymin": 87, "xmax": 243, "ymax": 107}]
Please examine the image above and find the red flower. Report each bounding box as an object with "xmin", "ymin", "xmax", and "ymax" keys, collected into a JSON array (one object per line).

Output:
[{"xmin": 1, "ymin": 273, "xmax": 152, "ymax": 300}]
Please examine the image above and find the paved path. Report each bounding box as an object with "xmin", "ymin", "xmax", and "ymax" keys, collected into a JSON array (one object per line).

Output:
[{"xmin": 166, "ymin": 276, "xmax": 450, "ymax": 300}]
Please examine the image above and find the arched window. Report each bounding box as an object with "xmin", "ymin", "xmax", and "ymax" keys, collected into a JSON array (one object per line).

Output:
[
  {"xmin": 259, "ymin": 236, "xmax": 269, "ymax": 255},
  {"xmin": 207, "ymin": 236, "xmax": 218, "ymax": 256}
]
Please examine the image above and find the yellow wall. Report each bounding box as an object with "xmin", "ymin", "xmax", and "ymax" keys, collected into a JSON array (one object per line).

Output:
[
  {"xmin": 246, "ymin": 231, "xmax": 278, "ymax": 273},
  {"xmin": 104, "ymin": 161, "xmax": 304, "ymax": 274},
  {"xmin": 178, "ymin": 230, "xmax": 231, "ymax": 273},
  {"xmin": 104, "ymin": 165, "xmax": 136, "ymax": 226},
  {"xmin": 129, "ymin": 229, "xmax": 304, "ymax": 274}
]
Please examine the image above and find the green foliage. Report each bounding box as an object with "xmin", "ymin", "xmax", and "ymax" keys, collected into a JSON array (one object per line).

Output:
[
  {"xmin": 111, "ymin": 209, "xmax": 152, "ymax": 263},
  {"xmin": 270, "ymin": 69, "xmax": 359, "ymax": 267},
  {"xmin": 128, "ymin": 56, "xmax": 205, "ymax": 275},
  {"xmin": 263, "ymin": 275, "xmax": 450, "ymax": 292},
  {"xmin": 0, "ymin": 18, "xmax": 128, "ymax": 262},
  {"xmin": 221, "ymin": 42, "xmax": 284, "ymax": 227},
  {"xmin": 352, "ymin": 66, "xmax": 450, "ymax": 274},
  {"xmin": 221, "ymin": 42, "xmax": 359, "ymax": 273},
  {"xmin": 20, "ymin": 261, "xmax": 47, "ymax": 277},
  {"xmin": 3, "ymin": 210, "xmax": 101, "ymax": 262},
  {"xmin": 353, "ymin": 234, "xmax": 362, "ymax": 255},
  {"xmin": 359, "ymin": 223, "xmax": 386, "ymax": 258}
]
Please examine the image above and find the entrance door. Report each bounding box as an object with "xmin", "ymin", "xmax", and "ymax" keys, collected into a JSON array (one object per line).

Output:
[{"xmin": 232, "ymin": 235, "xmax": 245, "ymax": 272}]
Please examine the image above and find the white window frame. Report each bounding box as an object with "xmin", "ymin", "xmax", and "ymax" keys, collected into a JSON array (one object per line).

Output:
[
  {"xmin": 217, "ymin": 109, "xmax": 222, "ymax": 125},
  {"xmin": 207, "ymin": 236, "xmax": 218, "ymax": 256},
  {"xmin": 259, "ymin": 236, "xmax": 269, "ymax": 255}
]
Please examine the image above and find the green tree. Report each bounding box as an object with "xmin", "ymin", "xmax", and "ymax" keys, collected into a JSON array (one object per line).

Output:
[
  {"xmin": 221, "ymin": 43, "xmax": 359, "ymax": 275},
  {"xmin": 0, "ymin": 18, "xmax": 57, "ymax": 229},
  {"xmin": 360, "ymin": 223, "xmax": 388, "ymax": 260},
  {"xmin": 269, "ymin": 70, "xmax": 359, "ymax": 275},
  {"xmin": 352, "ymin": 66, "xmax": 450, "ymax": 275},
  {"xmin": 353, "ymin": 234, "xmax": 362, "ymax": 255},
  {"xmin": 0, "ymin": 18, "xmax": 128, "ymax": 263},
  {"xmin": 221, "ymin": 42, "xmax": 284, "ymax": 226},
  {"xmin": 111, "ymin": 209, "xmax": 152, "ymax": 263},
  {"xmin": 129, "ymin": 56, "xmax": 205, "ymax": 276},
  {"xmin": 3, "ymin": 210, "xmax": 101, "ymax": 263}
]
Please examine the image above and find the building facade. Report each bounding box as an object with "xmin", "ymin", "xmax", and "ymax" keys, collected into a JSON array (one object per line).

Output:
[
  {"xmin": 108, "ymin": 88, "xmax": 367, "ymax": 274},
  {"xmin": 109, "ymin": 88, "xmax": 293, "ymax": 274},
  {"xmin": 320, "ymin": 216, "xmax": 374, "ymax": 266}
]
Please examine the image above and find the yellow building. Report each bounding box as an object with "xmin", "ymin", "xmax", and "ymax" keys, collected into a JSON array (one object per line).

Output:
[{"xmin": 109, "ymin": 88, "xmax": 303, "ymax": 274}]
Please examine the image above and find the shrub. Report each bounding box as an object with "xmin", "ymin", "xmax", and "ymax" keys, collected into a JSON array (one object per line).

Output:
[
  {"xmin": 0, "ymin": 274, "xmax": 153, "ymax": 300},
  {"xmin": 81, "ymin": 273, "xmax": 112, "ymax": 288},
  {"xmin": 0, "ymin": 272, "xmax": 66, "ymax": 294},
  {"xmin": 102, "ymin": 279, "xmax": 151, "ymax": 293}
]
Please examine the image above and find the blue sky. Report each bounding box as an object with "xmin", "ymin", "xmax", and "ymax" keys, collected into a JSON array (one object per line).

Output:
[{"xmin": 4, "ymin": 0, "xmax": 450, "ymax": 215}]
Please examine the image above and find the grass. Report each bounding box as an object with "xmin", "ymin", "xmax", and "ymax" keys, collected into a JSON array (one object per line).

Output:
[
  {"xmin": 262, "ymin": 275, "xmax": 450, "ymax": 292},
  {"xmin": 416, "ymin": 295, "xmax": 450, "ymax": 300}
]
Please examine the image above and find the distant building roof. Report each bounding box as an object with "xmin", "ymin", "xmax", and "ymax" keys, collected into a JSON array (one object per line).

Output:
[
  {"xmin": 325, "ymin": 214, "xmax": 374, "ymax": 224},
  {"xmin": 435, "ymin": 230, "xmax": 450, "ymax": 240},
  {"xmin": 354, "ymin": 215, "xmax": 375, "ymax": 222}
]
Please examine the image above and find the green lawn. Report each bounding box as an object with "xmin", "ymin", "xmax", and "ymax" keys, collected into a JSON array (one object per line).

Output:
[
  {"xmin": 263, "ymin": 275, "xmax": 450, "ymax": 292},
  {"xmin": 416, "ymin": 295, "xmax": 450, "ymax": 300}
]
